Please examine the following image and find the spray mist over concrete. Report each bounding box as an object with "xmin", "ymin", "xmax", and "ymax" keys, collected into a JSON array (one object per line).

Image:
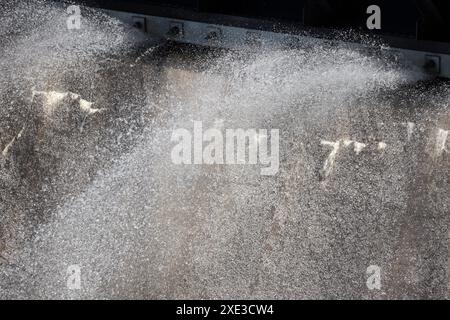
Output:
[{"xmin": 1, "ymin": 0, "xmax": 449, "ymax": 299}]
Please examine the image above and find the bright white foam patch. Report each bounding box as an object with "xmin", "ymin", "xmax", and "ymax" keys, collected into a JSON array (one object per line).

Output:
[
  {"xmin": 32, "ymin": 90, "xmax": 103, "ymax": 116},
  {"xmin": 435, "ymin": 128, "xmax": 449, "ymax": 156}
]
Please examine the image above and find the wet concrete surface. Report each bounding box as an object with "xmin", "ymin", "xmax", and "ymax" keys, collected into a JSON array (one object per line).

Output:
[{"xmin": 0, "ymin": 0, "xmax": 449, "ymax": 299}]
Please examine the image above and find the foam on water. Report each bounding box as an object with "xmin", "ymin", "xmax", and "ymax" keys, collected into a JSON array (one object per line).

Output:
[{"xmin": 1, "ymin": 0, "xmax": 449, "ymax": 299}]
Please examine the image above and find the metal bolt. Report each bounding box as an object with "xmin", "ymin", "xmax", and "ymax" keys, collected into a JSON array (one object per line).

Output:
[
  {"xmin": 168, "ymin": 25, "xmax": 181, "ymax": 37},
  {"xmin": 206, "ymin": 31, "xmax": 219, "ymax": 41}
]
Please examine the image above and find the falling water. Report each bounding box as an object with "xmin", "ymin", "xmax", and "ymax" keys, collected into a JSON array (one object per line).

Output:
[{"xmin": 0, "ymin": 0, "xmax": 449, "ymax": 299}]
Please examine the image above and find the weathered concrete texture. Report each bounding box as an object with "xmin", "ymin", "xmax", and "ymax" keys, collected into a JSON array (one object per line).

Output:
[
  {"xmin": 1, "ymin": 1, "xmax": 450, "ymax": 300},
  {"xmin": 0, "ymin": 53, "xmax": 170, "ymax": 254},
  {"xmin": 0, "ymin": 0, "xmax": 162, "ymax": 257}
]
